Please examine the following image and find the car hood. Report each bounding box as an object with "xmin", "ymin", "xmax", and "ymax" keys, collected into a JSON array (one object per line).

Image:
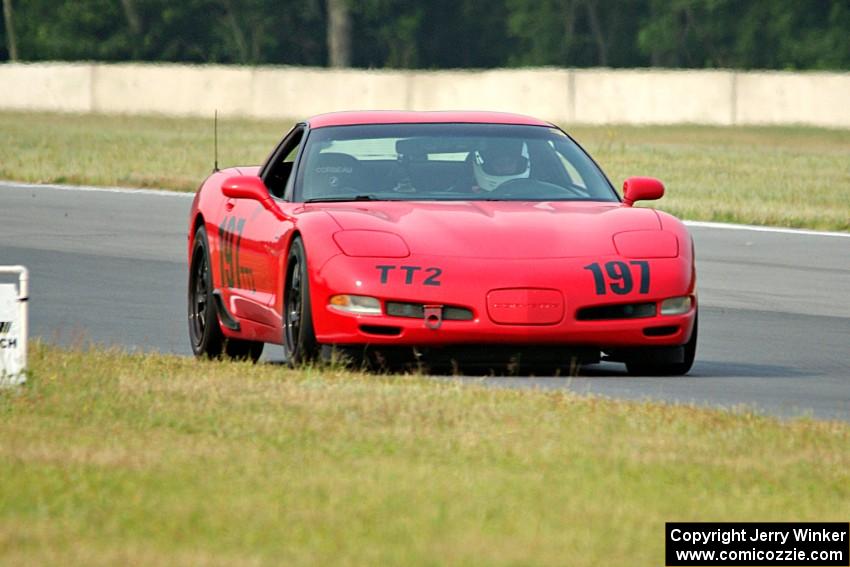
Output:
[{"xmin": 316, "ymin": 200, "xmax": 661, "ymax": 259}]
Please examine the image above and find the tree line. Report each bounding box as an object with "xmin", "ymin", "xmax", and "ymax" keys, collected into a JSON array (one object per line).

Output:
[{"xmin": 2, "ymin": 0, "xmax": 848, "ymax": 70}]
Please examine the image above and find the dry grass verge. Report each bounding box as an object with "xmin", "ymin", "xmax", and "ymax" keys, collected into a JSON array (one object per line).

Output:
[
  {"xmin": 1, "ymin": 343, "xmax": 848, "ymax": 566},
  {"xmin": 1, "ymin": 112, "xmax": 849, "ymax": 230}
]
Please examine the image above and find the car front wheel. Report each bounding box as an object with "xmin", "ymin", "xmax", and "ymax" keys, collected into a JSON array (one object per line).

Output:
[{"xmin": 283, "ymin": 237, "xmax": 319, "ymax": 365}]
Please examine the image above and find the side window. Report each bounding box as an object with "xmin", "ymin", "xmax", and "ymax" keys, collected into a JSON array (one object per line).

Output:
[
  {"xmin": 279, "ymin": 143, "xmax": 302, "ymax": 200},
  {"xmin": 264, "ymin": 129, "xmax": 304, "ymax": 199}
]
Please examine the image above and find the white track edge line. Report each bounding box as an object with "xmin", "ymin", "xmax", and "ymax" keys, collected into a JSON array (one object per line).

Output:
[
  {"xmin": 683, "ymin": 220, "xmax": 850, "ymax": 238},
  {"xmin": 3, "ymin": 180, "xmax": 848, "ymax": 237},
  {"xmin": 0, "ymin": 180, "xmax": 191, "ymax": 197}
]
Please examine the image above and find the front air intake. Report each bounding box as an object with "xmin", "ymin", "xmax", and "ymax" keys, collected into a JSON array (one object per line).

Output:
[
  {"xmin": 385, "ymin": 302, "xmax": 474, "ymax": 321},
  {"xmin": 643, "ymin": 325, "xmax": 679, "ymax": 337},
  {"xmin": 359, "ymin": 325, "xmax": 402, "ymax": 336},
  {"xmin": 576, "ymin": 302, "xmax": 656, "ymax": 321}
]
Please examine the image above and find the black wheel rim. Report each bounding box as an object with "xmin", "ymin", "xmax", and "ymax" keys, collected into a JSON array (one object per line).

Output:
[
  {"xmin": 189, "ymin": 249, "xmax": 209, "ymax": 347},
  {"xmin": 285, "ymin": 257, "xmax": 302, "ymax": 355}
]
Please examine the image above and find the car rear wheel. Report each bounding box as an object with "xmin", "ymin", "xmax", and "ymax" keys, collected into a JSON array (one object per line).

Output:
[
  {"xmin": 188, "ymin": 225, "xmax": 263, "ymax": 362},
  {"xmin": 625, "ymin": 311, "xmax": 698, "ymax": 376},
  {"xmin": 283, "ymin": 237, "xmax": 319, "ymax": 365}
]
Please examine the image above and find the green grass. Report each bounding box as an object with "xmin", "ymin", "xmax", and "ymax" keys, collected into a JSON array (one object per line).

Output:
[
  {"xmin": 1, "ymin": 112, "xmax": 849, "ymax": 230},
  {"xmin": 571, "ymin": 124, "xmax": 850, "ymax": 231},
  {"xmin": 1, "ymin": 343, "xmax": 848, "ymax": 566}
]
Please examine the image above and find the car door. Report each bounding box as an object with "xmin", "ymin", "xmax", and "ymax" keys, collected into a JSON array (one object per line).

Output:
[{"xmin": 217, "ymin": 126, "xmax": 305, "ymax": 331}]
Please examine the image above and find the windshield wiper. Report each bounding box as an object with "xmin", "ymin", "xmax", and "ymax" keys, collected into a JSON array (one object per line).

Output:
[{"xmin": 304, "ymin": 194, "xmax": 386, "ymax": 203}]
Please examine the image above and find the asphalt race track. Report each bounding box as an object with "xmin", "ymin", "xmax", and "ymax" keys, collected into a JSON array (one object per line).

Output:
[{"xmin": 1, "ymin": 181, "xmax": 848, "ymax": 420}]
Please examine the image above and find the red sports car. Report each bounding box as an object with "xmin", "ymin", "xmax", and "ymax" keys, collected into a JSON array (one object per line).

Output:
[{"xmin": 188, "ymin": 111, "xmax": 697, "ymax": 375}]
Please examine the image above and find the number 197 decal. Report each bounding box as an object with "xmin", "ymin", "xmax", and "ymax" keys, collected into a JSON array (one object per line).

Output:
[
  {"xmin": 219, "ymin": 216, "xmax": 255, "ymax": 291},
  {"xmin": 584, "ymin": 261, "xmax": 650, "ymax": 295}
]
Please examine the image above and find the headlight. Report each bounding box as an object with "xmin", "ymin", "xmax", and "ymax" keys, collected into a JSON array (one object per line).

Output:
[
  {"xmin": 660, "ymin": 296, "xmax": 692, "ymax": 315},
  {"xmin": 333, "ymin": 230, "xmax": 409, "ymax": 258},
  {"xmin": 613, "ymin": 230, "xmax": 678, "ymax": 258},
  {"xmin": 329, "ymin": 295, "xmax": 382, "ymax": 315}
]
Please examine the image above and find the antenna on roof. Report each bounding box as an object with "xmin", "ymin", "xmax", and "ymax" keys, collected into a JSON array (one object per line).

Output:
[{"xmin": 213, "ymin": 109, "xmax": 219, "ymax": 172}]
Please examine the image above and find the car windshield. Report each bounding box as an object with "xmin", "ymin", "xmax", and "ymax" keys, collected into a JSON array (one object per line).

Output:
[{"xmin": 296, "ymin": 123, "xmax": 618, "ymax": 202}]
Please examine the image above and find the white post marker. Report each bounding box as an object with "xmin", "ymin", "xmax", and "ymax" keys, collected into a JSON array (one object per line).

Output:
[{"xmin": 0, "ymin": 266, "xmax": 28, "ymax": 386}]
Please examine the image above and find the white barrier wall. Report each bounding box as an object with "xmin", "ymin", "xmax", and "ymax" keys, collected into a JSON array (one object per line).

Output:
[
  {"xmin": 1, "ymin": 62, "xmax": 848, "ymax": 127},
  {"xmin": 408, "ymin": 68, "xmax": 571, "ymax": 119},
  {"xmin": 92, "ymin": 64, "xmax": 254, "ymax": 116},
  {"xmin": 735, "ymin": 71, "xmax": 850, "ymax": 126},
  {"xmin": 252, "ymin": 67, "xmax": 410, "ymax": 118},
  {"xmin": 572, "ymin": 69, "xmax": 736, "ymax": 125},
  {"xmin": 0, "ymin": 62, "xmax": 93, "ymax": 112}
]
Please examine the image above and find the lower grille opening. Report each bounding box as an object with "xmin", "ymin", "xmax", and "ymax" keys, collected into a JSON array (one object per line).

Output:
[
  {"xmin": 359, "ymin": 324, "xmax": 402, "ymax": 336},
  {"xmin": 385, "ymin": 302, "xmax": 474, "ymax": 321},
  {"xmin": 643, "ymin": 325, "xmax": 679, "ymax": 337},
  {"xmin": 577, "ymin": 302, "xmax": 656, "ymax": 321}
]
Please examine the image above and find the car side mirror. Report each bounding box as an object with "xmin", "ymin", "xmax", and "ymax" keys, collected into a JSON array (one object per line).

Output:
[
  {"xmin": 222, "ymin": 176, "xmax": 270, "ymax": 202},
  {"xmin": 622, "ymin": 177, "xmax": 665, "ymax": 207},
  {"xmin": 221, "ymin": 175, "xmax": 291, "ymax": 221}
]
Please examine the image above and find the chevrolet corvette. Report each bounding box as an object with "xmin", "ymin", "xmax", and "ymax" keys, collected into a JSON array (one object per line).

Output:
[{"xmin": 188, "ymin": 111, "xmax": 697, "ymax": 375}]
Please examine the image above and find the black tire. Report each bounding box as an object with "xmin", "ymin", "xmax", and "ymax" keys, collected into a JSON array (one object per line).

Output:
[
  {"xmin": 625, "ymin": 311, "xmax": 698, "ymax": 376},
  {"xmin": 188, "ymin": 225, "xmax": 263, "ymax": 362},
  {"xmin": 283, "ymin": 237, "xmax": 319, "ymax": 365}
]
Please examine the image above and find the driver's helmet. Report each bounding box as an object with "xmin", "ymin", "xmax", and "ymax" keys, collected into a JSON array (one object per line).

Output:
[{"xmin": 472, "ymin": 139, "xmax": 530, "ymax": 191}]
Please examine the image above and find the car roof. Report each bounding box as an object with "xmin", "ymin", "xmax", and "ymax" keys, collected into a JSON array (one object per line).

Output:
[{"xmin": 306, "ymin": 110, "xmax": 553, "ymax": 129}]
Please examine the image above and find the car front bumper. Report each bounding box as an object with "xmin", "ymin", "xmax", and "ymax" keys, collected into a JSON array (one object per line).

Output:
[{"xmin": 310, "ymin": 253, "xmax": 697, "ymax": 349}]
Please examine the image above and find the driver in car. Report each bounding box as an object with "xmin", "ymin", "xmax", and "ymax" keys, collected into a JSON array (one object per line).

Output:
[{"xmin": 470, "ymin": 139, "xmax": 530, "ymax": 193}]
